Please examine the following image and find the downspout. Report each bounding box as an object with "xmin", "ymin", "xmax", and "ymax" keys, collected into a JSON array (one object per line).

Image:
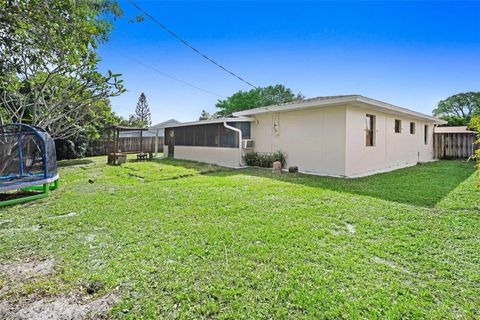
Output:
[{"xmin": 223, "ymin": 122, "xmax": 243, "ymax": 166}]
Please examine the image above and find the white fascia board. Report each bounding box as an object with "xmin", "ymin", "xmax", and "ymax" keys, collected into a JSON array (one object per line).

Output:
[
  {"xmin": 232, "ymin": 96, "xmax": 355, "ymax": 116},
  {"xmin": 233, "ymin": 95, "xmax": 446, "ymax": 124},
  {"xmin": 163, "ymin": 117, "xmax": 255, "ymax": 128},
  {"xmin": 355, "ymin": 96, "xmax": 447, "ymax": 124}
]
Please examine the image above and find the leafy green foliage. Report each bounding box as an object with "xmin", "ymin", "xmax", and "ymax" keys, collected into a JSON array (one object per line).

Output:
[
  {"xmin": 0, "ymin": 158, "xmax": 478, "ymax": 318},
  {"xmin": 469, "ymin": 115, "xmax": 480, "ymax": 169},
  {"xmin": 216, "ymin": 84, "xmax": 304, "ymax": 116},
  {"xmin": 0, "ymin": 0, "xmax": 125, "ymax": 138},
  {"xmin": 433, "ymin": 92, "xmax": 480, "ymax": 125},
  {"xmin": 244, "ymin": 150, "xmax": 287, "ymax": 168}
]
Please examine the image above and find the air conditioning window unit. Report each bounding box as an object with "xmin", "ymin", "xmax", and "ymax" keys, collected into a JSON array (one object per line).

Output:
[{"xmin": 242, "ymin": 139, "xmax": 254, "ymax": 149}]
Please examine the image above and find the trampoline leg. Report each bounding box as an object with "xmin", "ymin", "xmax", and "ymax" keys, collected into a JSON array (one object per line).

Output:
[
  {"xmin": 0, "ymin": 186, "xmax": 49, "ymax": 207},
  {"xmin": 51, "ymin": 179, "xmax": 59, "ymax": 190}
]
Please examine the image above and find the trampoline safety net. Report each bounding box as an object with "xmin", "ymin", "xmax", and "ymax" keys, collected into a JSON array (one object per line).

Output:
[{"xmin": 0, "ymin": 124, "xmax": 58, "ymax": 190}]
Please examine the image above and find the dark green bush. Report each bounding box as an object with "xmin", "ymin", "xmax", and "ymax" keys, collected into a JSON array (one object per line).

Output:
[
  {"xmin": 55, "ymin": 135, "xmax": 88, "ymax": 160},
  {"xmin": 243, "ymin": 151, "xmax": 287, "ymax": 168}
]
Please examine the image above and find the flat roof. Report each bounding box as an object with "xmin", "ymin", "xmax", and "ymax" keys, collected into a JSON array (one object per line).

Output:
[
  {"xmin": 164, "ymin": 117, "xmax": 254, "ymax": 128},
  {"xmin": 232, "ymin": 95, "xmax": 447, "ymax": 124}
]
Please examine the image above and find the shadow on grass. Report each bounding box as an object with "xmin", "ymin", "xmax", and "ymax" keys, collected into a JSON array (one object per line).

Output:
[
  {"xmin": 209, "ymin": 160, "xmax": 477, "ymax": 208},
  {"xmin": 58, "ymin": 159, "xmax": 95, "ymax": 167}
]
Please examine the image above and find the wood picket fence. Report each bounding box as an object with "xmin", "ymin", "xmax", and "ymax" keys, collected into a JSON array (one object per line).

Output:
[
  {"xmin": 433, "ymin": 132, "xmax": 478, "ymax": 159},
  {"xmin": 87, "ymin": 137, "xmax": 164, "ymax": 156}
]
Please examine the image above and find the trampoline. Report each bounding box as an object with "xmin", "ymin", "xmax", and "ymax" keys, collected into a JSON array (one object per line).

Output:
[{"xmin": 0, "ymin": 124, "xmax": 59, "ymax": 207}]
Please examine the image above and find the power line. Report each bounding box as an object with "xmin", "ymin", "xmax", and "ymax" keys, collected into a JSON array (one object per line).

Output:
[
  {"xmin": 127, "ymin": 0, "xmax": 257, "ymax": 89},
  {"xmin": 106, "ymin": 46, "xmax": 225, "ymax": 98}
]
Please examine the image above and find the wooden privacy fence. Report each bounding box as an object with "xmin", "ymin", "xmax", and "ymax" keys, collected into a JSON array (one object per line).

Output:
[
  {"xmin": 433, "ymin": 132, "xmax": 478, "ymax": 159},
  {"xmin": 87, "ymin": 137, "xmax": 164, "ymax": 156}
]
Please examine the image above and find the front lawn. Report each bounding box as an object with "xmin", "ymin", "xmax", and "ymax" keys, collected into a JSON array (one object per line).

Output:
[{"xmin": 1, "ymin": 158, "xmax": 479, "ymax": 318}]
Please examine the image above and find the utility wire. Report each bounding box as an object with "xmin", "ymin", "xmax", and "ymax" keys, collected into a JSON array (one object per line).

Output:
[
  {"xmin": 106, "ymin": 46, "xmax": 225, "ymax": 98},
  {"xmin": 127, "ymin": 0, "xmax": 257, "ymax": 89}
]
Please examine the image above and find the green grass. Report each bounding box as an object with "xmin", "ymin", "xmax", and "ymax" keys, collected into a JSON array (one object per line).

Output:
[{"xmin": 1, "ymin": 157, "xmax": 479, "ymax": 319}]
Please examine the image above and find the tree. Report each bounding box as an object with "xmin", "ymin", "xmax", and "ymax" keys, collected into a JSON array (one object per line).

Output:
[
  {"xmin": 469, "ymin": 115, "xmax": 480, "ymax": 166},
  {"xmin": 0, "ymin": 0, "xmax": 125, "ymax": 139},
  {"xmin": 215, "ymin": 84, "xmax": 304, "ymax": 116},
  {"xmin": 199, "ymin": 110, "xmax": 211, "ymax": 120},
  {"xmin": 130, "ymin": 92, "xmax": 151, "ymax": 127},
  {"xmin": 433, "ymin": 92, "xmax": 480, "ymax": 126}
]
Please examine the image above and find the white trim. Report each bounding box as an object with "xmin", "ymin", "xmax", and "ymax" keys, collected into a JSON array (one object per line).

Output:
[
  {"xmin": 164, "ymin": 117, "xmax": 254, "ymax": 128},
  {"xmin": 233, "ymin": 95, "xmax": 446, "ymax": 124}
]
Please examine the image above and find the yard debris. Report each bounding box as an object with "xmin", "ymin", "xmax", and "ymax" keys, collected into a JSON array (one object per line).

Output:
[{"xmin": 51, "ymin": 212, "xmax": 77, "ymax": 219}]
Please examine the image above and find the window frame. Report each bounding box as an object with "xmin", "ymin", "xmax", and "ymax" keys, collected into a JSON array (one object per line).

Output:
[
  {"xmin": 410, "ymin": 122, "xmax": 416, "ymax": 135},
  {"xmin": 394, "ymin": 119, "xmax": 402, "ymax": 133},
  {"xmin": 424, "ymin": 125, "xmax": 428, "ymax": 145},
  {"xmin": 365, "ymin": 114, "xmax": 375, "ymax": 147}
]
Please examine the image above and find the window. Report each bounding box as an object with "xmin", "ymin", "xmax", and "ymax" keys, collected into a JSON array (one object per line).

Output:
[
  {"xmin": 394, "ymin": 119, "xmax": 401, "ymax": 133},
  {"xmin": 424, "ymin": 125, "xmax": 428, "ymax": 144},
  {"xmin": 366, "ymin": 114, "xmax": 375, "ymax": 146},
  {"xmin": 227, "ymin": 122, "xmax": 251, "ymax": 139},
  {"xmin": 410, "ymin": 122, "xmax": 415, "ymax": 134}
]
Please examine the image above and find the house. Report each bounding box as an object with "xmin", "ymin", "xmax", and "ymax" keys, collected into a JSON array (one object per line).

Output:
[
  {"xmin": 434, "ymin": 126, "xmax": 476, "ymax": 134},
  {"xmin": 164, "ymin": 95, "xmax": 446, "ymax": 177},
  {"xmin": 119, "ymin": 119, "xmax": 180, "ymax": 138}
]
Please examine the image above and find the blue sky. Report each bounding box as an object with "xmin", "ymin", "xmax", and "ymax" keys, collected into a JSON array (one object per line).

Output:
[{"xmin": 97, "ymin": 1, "xmax": 480, "ymax": 124}]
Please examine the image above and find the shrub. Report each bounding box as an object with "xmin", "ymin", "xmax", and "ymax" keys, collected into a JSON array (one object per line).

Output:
[
  {"xmin": 55, "ymin": 135, "xmax": 88, "ymax": 160},
  {"xmin": 243, "ymin": 150, "xmax": 287, "ymax": 168}
]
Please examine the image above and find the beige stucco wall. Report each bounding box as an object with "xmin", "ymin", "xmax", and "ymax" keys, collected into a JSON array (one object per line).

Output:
[
  {"xmin": 345, "ymin": 105, "xmax": 435, "ymax": 177},
  {"xmin": 251, "ymin": 106, "xmax": 347, "ymax": 176},
  {"xmin": 173, "ymin": 146, "xmax": 243, "ymax": 168}
]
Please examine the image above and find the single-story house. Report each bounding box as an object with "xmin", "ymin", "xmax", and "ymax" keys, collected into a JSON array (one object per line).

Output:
[
  {"xmin": 164, "ymin": 95, "xmax": 446, "ymax": 177},
  {"xmin": 119, "ymin": 119, "xmax": 180, "ymax": 138},
  {"xmin": 434, "ymin": 126, "xmax": 476, "ymax": 134}
]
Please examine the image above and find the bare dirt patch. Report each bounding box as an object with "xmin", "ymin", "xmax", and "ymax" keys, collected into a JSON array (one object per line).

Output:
[
  {"xmin": 0, "ymin": 259, "xmax": 120, "ymax": 319},
  {"xmin": 0, "ymin": 259, "xmax": 55, "ymax": 281},
  {"xmin": 1, "ymin": 293, "xmax": 119, "ymax": 320},
  {"xmin": 346, "ymin": 223, "xmax": 356, "ymax": 234}
]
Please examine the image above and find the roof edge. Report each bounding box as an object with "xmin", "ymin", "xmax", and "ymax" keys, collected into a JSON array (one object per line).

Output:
[
  {"xmin": 163, "ymin": 117, "xmax": 254, "ymax": 128},
  {"xmin": 233, "ymin": 95, "xmax": 446, "ymax": 124}
]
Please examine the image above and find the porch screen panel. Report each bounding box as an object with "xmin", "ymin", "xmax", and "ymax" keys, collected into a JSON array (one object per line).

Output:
[
  {"xmin": 194, "ymin": 126, "xmax": 206, "ymax": 146},
  {"xmin": 171, "ymin": 123, "xmax": 243, "ymax": 148},
  {"xmin": 175, "ymin": 127, "xmax": 185, "ymax": 146},
  {"xmin": 184, "ymin": 126, "xmax": 194, "ymax": 146},
  {"xmin": 205, "ymin": 124, "xmax": 219, "ymax": 147}
]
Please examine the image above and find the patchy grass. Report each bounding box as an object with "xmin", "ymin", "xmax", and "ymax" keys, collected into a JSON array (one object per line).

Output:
[{"xmin": 0, "ymin": 157, "xmax": 479, "ymax": 319}]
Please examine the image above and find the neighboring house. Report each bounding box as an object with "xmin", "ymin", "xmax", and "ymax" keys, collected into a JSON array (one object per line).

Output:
[
  {"xmin": 164, "ymin": 95, "xmax": 446, "ymax": 177},
  {"xmin": 434, "ymin": 126, "xmax": 476, "ymax": 134},
  {"xmin": 119, "ymin": 119, "xmax": 180, "ymax": 138}
]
